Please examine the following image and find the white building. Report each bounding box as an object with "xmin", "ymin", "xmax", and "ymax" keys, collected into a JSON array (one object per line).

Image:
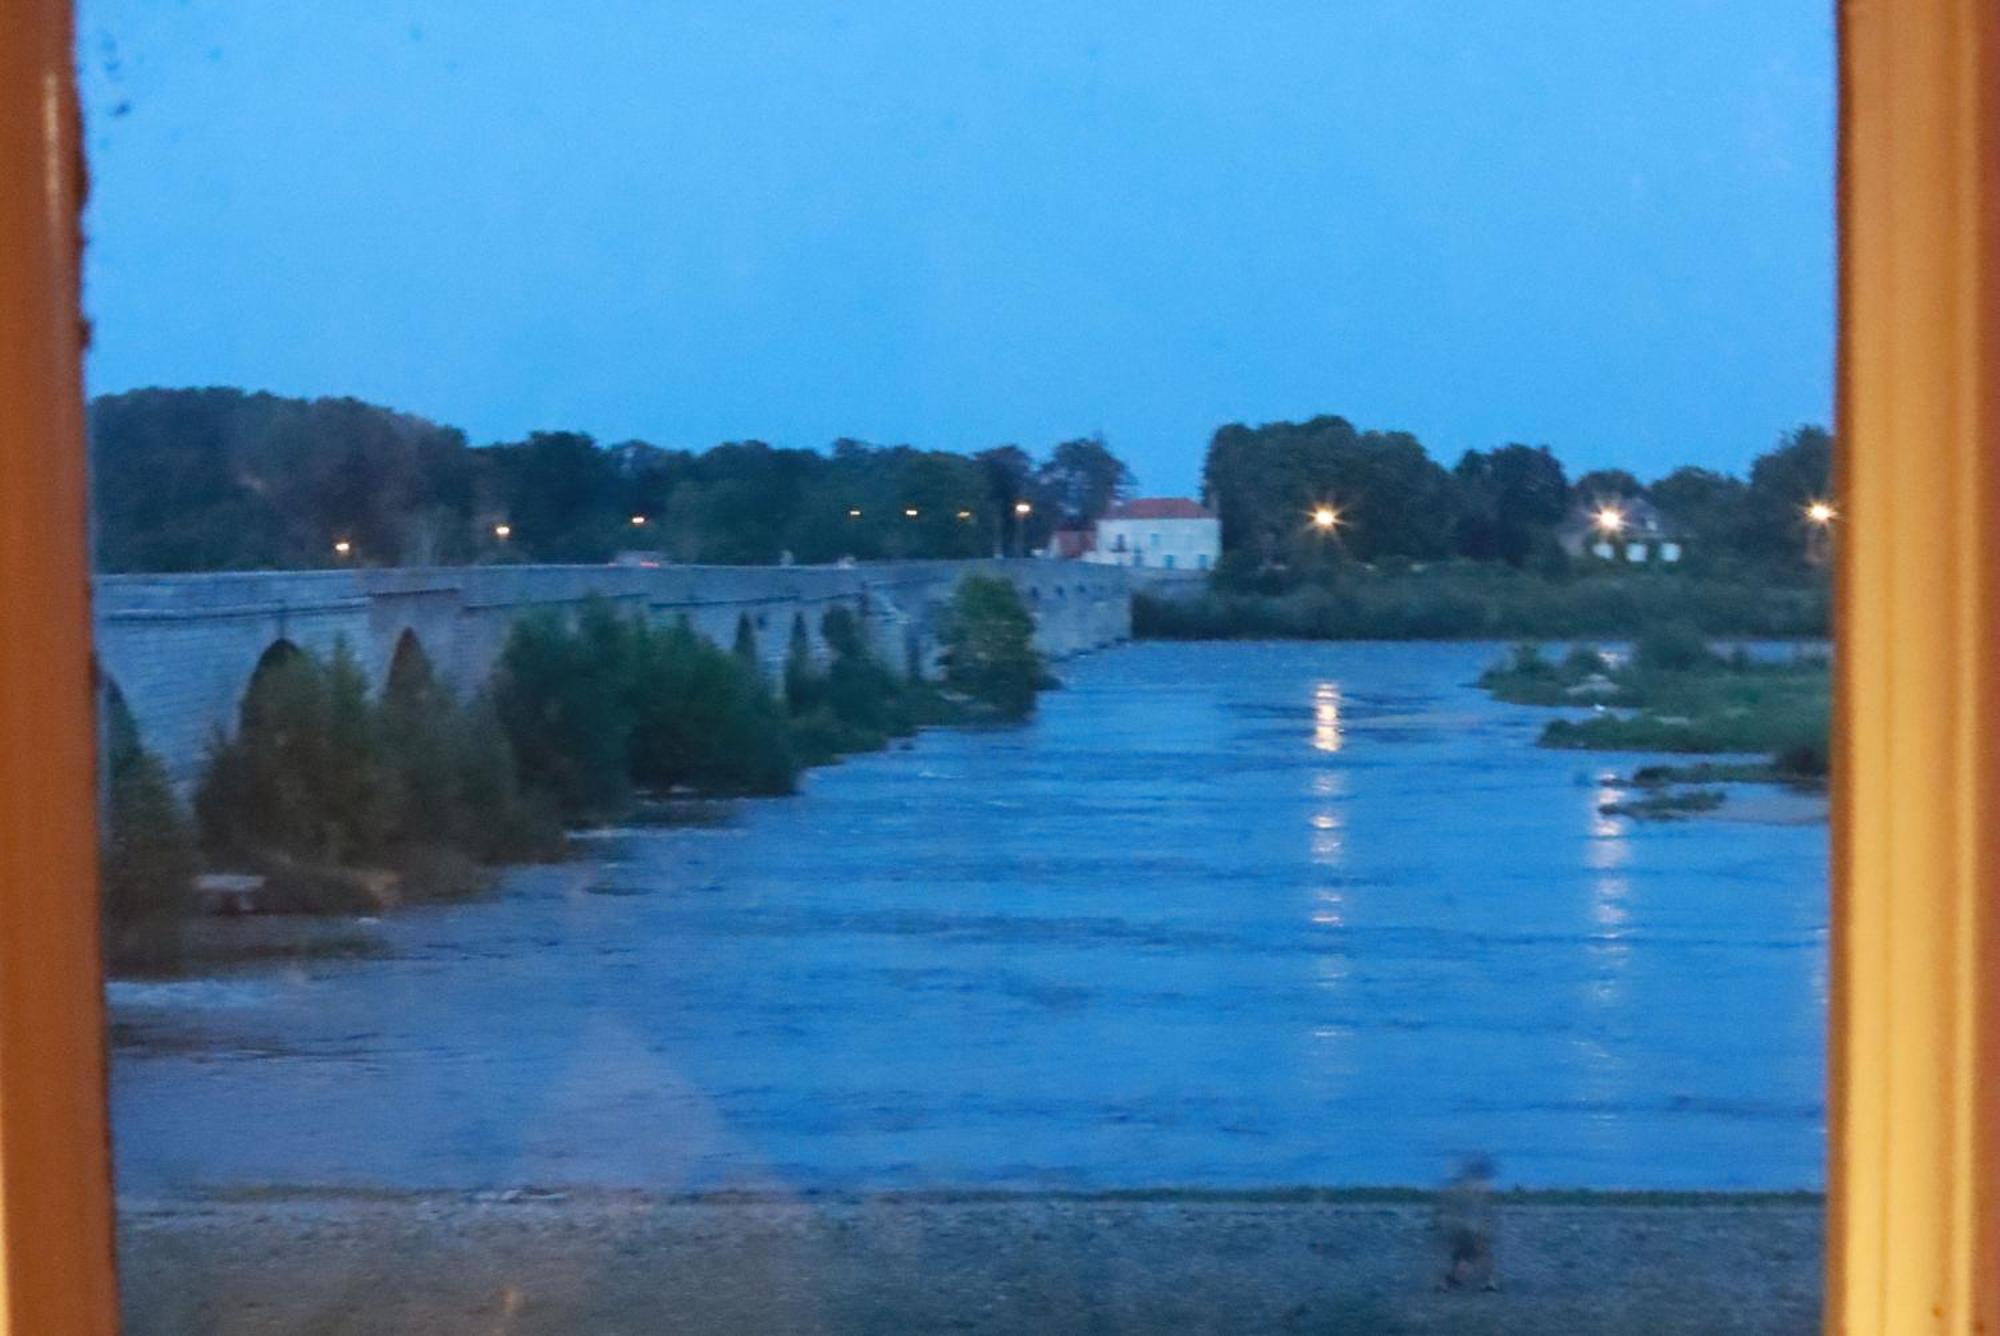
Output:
[
  {"xmin": 1085, "ymin": 498, "xmax": 1221, "ymax": 571},
  {"xmin": 1555, "ymin": 496, "xmax": 1685, "ymax": 564}
]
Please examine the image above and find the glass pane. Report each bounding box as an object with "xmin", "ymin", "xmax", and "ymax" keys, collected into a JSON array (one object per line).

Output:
[{"xmin": 83, "ymin": 5, "xmax": 1833, "ymax": 1332}]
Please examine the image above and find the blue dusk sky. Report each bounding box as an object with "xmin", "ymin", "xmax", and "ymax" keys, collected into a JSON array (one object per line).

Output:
[{"xmin": 78, "ymin": 2, "xmax": 1834, "ymax": 495}]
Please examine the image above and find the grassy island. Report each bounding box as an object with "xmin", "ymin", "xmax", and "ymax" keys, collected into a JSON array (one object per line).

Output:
[{"xmin": 1477, "ymin": 628, "xmax": 1830, "ymax": 819}]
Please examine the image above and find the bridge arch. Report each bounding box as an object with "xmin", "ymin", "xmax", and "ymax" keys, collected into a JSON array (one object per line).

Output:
[
  {"xmin": 93, "ymin": 665, "xmax": 134, "ymax": 763},
  {"xmin": 732, "ymin": 613, "xmax": 759, "ymax": 668},
  {"xmin": 384, "ymin": 628, "xmax": 436, "ymax": 700},
  {"xmin": 236, "ymin": 639, "xmax": 305, "ymax": 733}
]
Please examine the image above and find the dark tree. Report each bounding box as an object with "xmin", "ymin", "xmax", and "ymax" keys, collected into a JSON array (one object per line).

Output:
[
  {"xmin": 1453, "ymin": 444, "xmax": 1568, "ymax": 565},
  {"xmin": 1571, "ymin": 468, "xmax": 1646, "ymax": 504},
  {"xmin": 1741, "ymin": 426, "xmax": 1835, "ymax": 567},
  {"xmin": 1037, "ymin": 435, "xmax": 1134, "ymax": 528},
  {"xmin": 1202, "ymin": 415, "xmax": 1457, "ymax": 569},
  {"xmin": 1649, "ymin": 466, "xmax": 1750, "ymax": 569}
]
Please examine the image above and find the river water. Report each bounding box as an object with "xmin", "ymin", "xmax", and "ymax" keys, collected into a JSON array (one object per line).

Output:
[{"xmin": 109, "ymin": 641, "xmax": 1826, "ymax": 1195}]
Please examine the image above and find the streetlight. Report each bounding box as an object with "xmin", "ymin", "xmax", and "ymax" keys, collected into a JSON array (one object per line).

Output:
[
  {"xmin": 493, "ymin": 523, "xmax": 512, "ymax": 541},
  {"xmin": 332, "ymin": 539, "xmax": 353, "ymax": 559},
  {"xmin": 630, "ymin": 514, "xmax": 648, "ymax": 527},
  {"xmin": 1311, "ymin": 506, "xmax": 1340, "ymax": 531},
  {"xmin": 1011, "ymin": 499, "xmax": 1034, "ymax": 558},
  {"xmin": 1593, "ymin": 505, "xmax": 1625, "ymax": 535},
  {"xmin": 848, "ymin": 507, "xmax": 863, "ymax": 519},
  {"xmin": 1804, "ymin": 498, "xmax": 1837, "ymax": 566},
  {"xmin": 904, "ymin": 507, "xmax": 919, "ymax": 518},
  {"xmin": 956, "ymin": 509, "xmax": 974, "ymax": 522}
]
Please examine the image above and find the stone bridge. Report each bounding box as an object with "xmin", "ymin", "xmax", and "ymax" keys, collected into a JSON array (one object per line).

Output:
[{"xmin": 93, "ymin": 561, "xmax": 1132, "ymax": 783}]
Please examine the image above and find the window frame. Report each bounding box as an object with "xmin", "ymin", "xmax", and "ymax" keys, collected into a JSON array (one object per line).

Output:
[{"xmin": 2, "ymin": 1, "xmax": 1996, "ymax": 1330}]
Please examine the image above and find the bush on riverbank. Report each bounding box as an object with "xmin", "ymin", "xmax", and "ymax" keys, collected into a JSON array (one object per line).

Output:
[
  {"xmin": 195, "ymin": 637, "xmax": 559, "ymax": 912},
  {"xmin": 628, "ymin": 621, "xmax": 798, "ymax": 797},
  {"xmin": 785, "ymin": 607, "xmax": 915, "ymax": 762},
  {"xmin": 100, "ymin": 692, "xmax": 198, "ymax": 972},
  {"xmin": 939, "ymin": 575, "xmax": 1044, "ymax": 720},
  {"xmin": 1135, "ymin": 564, "xmax": 1829, "ymax": 642},
  {"xmin": 491, "ymin": 601, "xmax": 646, "ymax": 821},
  {"xmin": 171, "ymin": 591, "xmax": 1051, "ymax": 934},
  {"xmin": 494, "ymin": 600, "xmax": 800, "ymax": 815}
]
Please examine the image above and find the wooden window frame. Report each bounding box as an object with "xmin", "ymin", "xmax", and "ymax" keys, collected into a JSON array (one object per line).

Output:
[
  {"xmin": 1, "ymin": 1, "xmax": 1995, "ymax": 1330},
  {"xmin": 1830, "ymin": 2, "xmax": 2000, "ymax": 1329}
]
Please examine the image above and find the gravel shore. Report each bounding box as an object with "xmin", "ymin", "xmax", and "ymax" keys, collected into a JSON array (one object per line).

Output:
[{"xmin": 118, "ymin": 1189, "xmax": 1822, "ymax": 1334}]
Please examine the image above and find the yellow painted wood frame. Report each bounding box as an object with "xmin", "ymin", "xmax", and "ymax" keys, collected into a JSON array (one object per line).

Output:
[
  {"xmin": 3, "ymin": 1, "xmax": 1998, "ymax": 1332},
  {"xmin": 0, "ymin": 0, "xmax": 121, "ymax": 1332},
  {"xmin": 1830, "ymin": 0, "xmax": 2000, "ymax": 1331}
]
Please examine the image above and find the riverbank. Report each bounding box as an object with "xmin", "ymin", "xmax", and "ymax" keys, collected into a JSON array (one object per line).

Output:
[
  {"xmin": 1134, "ymin": 568, "xmax": 1829, "ymax": 641},
  {"xmin": 117, "ymin": 1187, "xmax": 1821, "ymax": 1335}
]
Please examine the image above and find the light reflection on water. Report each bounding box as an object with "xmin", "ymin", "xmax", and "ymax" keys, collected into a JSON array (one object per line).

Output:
[
  {"xmin": 109, "ymin": 641, "xmax": 1827, "ymax": 1194},
  {"xmin": 1312, "ymin": 679, "xmax": 1344, "ymax": 753}
]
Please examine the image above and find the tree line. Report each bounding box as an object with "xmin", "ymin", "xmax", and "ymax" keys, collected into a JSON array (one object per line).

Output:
[
  {"xmin": 91, "ymin": 386, "xmax": 1832, "ymax": 585},
  {"xmin": 89, "ymin": 388, "xmax": 1135, "ymax": 572},
  {"xmin": 1203, "ymin": 417, "xmax": 1833, "ymax": 584}
]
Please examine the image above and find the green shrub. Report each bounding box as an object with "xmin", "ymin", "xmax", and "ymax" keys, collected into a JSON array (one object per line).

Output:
[
  {"xmin": 1506, "ymin": 643, "xmax": 1555, "ymax": 678},
  {"xmin": 939, "ymin": 575, "xmax": 1043, "ymax": 720},
  {"xmin": 381, "ymin": 640, "xmax": 559, "ymax": 862},
  {"xmin": 787, "ymin": 705, "xmax": 882, "ymax": 765},
  {"xmin": 821, "ymin": 607, "xmax": 917, "ymax": 739},
  {"xmin": 198, "ymin": 634, "xmax": 562, "ymax": 915},
  {"xmin": 1633, "ymin": 623, "xmax": 1717, "ymax": 674},
  {"xmin": 1563, "ymin": 644, "xmax": 1609, "ymax": 676},
  {"xmin": 100, "ymin": 693, "xmax": 197, "ymax": 973},
  {"xmin": 491, "ymin": 603, "xmax": 637, "ymax": 822},
  {"xmin": 196, "ymin": 641, "xmax": 391, "ymax": 865},
  {"xmin": 783, "ymin": 613, "xmax": 825, "ymax": 714},
  {"xmin": 627, "ymin": 621, "xmax": 798, "ymax": 796}
]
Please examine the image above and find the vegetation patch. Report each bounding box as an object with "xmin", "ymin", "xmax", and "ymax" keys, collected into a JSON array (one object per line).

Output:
[
  {"xmin": 1476, "ymin": 630, "xmax": 1829, "ymax": 796},
  {"xmin": 100, "ymin": 691, "xmax": 199, "ymax": 974},
  {"xmin": 1626, "ymin": 760, "xmax": 1802, "ymax": 788},
  {"xmin": 111, "ymin": 580, "xmax": 1051, "ymax": 975},
  {"xmin": 1136, "ymin": 567, "xmax": 1829, "ymax": 642},
  {"xmin": 1597, "ymin": 788, "xmax": 1728, "ymax": 821}
]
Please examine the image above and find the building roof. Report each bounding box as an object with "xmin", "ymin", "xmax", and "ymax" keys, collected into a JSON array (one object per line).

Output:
[{"xmin": 1102, "ymin": 497, "xmax": 1215, "ymax": 521}]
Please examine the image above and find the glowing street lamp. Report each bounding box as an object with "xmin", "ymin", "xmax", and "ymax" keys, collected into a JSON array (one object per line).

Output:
[
  {"xmin": 956, "ymin": 509, "xmax": 974, "ymax": 522},
  {"xmin": 1593, "ymin": 505, "xmax": 1626, "ymax": 536},
  {"xmin": 904, "ymin": 507, "xmax": 919, "ymax": 519},
  {"xmin": 493, "ymin": 523, "xmax": 512, "ymax": 541},
  {"xmin": 1311, "ymin": 506, "xmax": 1340, "ymax": 532},
  {"xmin": 1013, "ymin": 500, "xmax": 1033, "ymax": 518},
  {"xmin": 332, "ymin": 539, "xmax": 353, "ymax": 559},
  {"xmin": 630, "ymin": 514, "xmax": 648, "ymax": 527},
  {"xmin": 1804, "ymin": 498, "xmax": 1838, "ymax": 567},
  {"xmin": 847, "ymin": 507, "xmax": 863, "ymax": 519}
]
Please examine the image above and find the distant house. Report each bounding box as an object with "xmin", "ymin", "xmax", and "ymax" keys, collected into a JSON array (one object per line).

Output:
[
  {"xmin": 1084, "ymin": 498, "xmax": 1221, "ymax": 571},
  {"xmin": 1555, "ymin": 496, "xmax": 1685, "ymax": 563}
]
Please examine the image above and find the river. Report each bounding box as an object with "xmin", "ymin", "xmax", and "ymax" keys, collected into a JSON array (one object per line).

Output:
[{"xmin": 108, "ymin": 640, "xmax": 1826, "ymax": 1195}]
